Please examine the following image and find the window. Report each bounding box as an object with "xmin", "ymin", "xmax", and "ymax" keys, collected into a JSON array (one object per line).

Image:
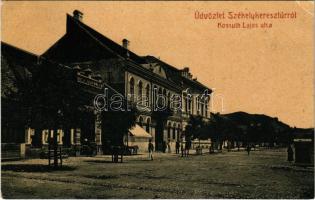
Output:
[
  {"xmin": 153, "ymin": 85, "xmax": 158, "ymax": 107},
  {"xmin": 157, "ymin": 88, "xmax": 163, "ymax": 106},
  {"xmin": 184, "ymin": 94, "xmax": 188, "ymax": 113},
  {"xmin": 167, "ymin": 122, "xmax": 171, "ymax": 139},
  {"xmin": 167, "ymin": 92, "xmax": 171, "ymax": 108},
  {"xmin": 146, "ymin": 84, "xmax": 150, "ymax": 106},
  {"xmin": 129, "ymin": 77, "xmax": 135, "ymax": 102},
  {"xmin": 197, "ymin": 96, "xmax": 200, "ymax": 115},
  {"xmin": 188, "ymin": 97, "xmax": 192, "ymax": 114},
  {"xmin": 201, "ymin": 100, "xmax": 204, "ymax": 116},
  {"xmin": 172, "ymin": 124, "xmax": 176, "ymax": 139},
  {"xmin": 138, "ymin": 81, "xmax": 143, "ymax": 104},
  {"xmin": 205, "ymin": 104, "xmax": 208, "ymax": 118},
  {"xmin": 177, "ymin": 124, "xmax": 181, "ymax": 140},
  {"xmin": 146, "ymin": 118, "xmax": 151, "ymax": 133}
]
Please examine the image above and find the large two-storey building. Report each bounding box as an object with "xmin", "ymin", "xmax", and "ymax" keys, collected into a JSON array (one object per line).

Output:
[{"xmin": 2, "ymin": 10, "xmax": 212, "ymax": 155}]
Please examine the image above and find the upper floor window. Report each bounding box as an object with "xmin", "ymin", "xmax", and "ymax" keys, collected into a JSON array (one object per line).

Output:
[
  {"xmin": 146, "ymin": 84, "xmax": 150, "ymax": 106},
  {"xmin": 138, "ymin": 81, "xmax": 143, "ymax": 103},
  {"xmin": 129, "ymin": 77, "xmax": 135, "ymax": 101},
  {"xmin": 167, "ymin": 122, "xmax": 171, "ymax": 139},
  {"xmin": 167, "ymin": 92, "xmax": 171, "ymax": 108}
]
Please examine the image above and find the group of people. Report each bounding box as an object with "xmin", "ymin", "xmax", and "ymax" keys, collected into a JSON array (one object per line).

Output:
[
  {"xmin": 149, "ymin": 140, "xmax": 295, "ymax": 162},
  {"xmin": 147, "ymin": 139, "xmax": 192, "ymax": 160}
]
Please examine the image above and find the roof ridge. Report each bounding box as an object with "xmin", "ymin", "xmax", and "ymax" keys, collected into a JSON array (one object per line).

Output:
[
  {"xmin": 1, "ymin": 41, "xmax": 39, "ymax": 58},
  {"xmin": 66, "ymin": 14, "xmax": 124, "ymax": 60},
  {"xmin": 67, "ymin": 14, "xmax": 147, "ymax": 64}
]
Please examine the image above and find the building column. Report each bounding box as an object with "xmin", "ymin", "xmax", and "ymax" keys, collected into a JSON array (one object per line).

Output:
[
  {"xmin": 95, "ymin": 112, "xmax": 102, "ymax": 154},
  {"xmin": 57, "ymin": 129, "xmax": 63, "ymax": 145},
  {"xmin": 70, "ymin": 129, "xmax": 75, "ymax": 145},
  {"xmin": 25, "ymin": 127, "xmax": 32, "ymax": 145},
  {"xmin": 73, "ymin": 128, "xmax": 81, "ymax": 156}
]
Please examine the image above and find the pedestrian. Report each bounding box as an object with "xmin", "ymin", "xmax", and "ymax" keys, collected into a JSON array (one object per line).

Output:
[
  {"xmin": 148, "ymin": 139, "xmax": 154, "ymax": 160},
  {"xmin": 246, "ymin": 145, "xmax": 251, "ymax": 156},
  {"xmin": 162, "ymin": 141, "xmax": 167, "ymax": 153},
  {"xmin": 287, "ymin": 144, "xmax": 294, "ymax": 162},
  {"xmin": 175, "ymin": 140, "xmax": 180, "ymax": 154},
  {"xmin": 185, "ymin": 139, "xmax": 191, "ymax": 157},
  {"xmin": 181, "ymin": 141, "xmax": 185, "ymax": 157},
  {"xmin": 167, "ymin": 140, "xmax": 171, "ymax": 153}
]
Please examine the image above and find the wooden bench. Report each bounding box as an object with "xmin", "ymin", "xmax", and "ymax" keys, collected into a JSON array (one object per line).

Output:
[
  {"xmin": 111, "ymin": 146, "xmax": 123, "ymax": 163},
  {"xmin": 47, "ymin": 146, "xmax": 67, "ymax": 167}
]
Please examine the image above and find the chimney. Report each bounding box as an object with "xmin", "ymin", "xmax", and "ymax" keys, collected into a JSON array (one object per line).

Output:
[
  {"xmin": 181, "ymin": 67, "xmax": 190, "ymax": 78},
  {"xmin": 122, "ymin": 39, "xmax": 130, "ymax": 49},
  {"xmin": 122, "ymin": 39, "xmax": 130, "ymax": 58},
  {"xmin": 183, "ymin": 67, "xmax": 189, "ymax": 72},
  {"xmin": 73, "ymin": 10, "xmax": 83, "ymax": 21}
]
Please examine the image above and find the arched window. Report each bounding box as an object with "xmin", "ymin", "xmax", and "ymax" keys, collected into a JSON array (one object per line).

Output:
[
  {"xmin": 162, "ymin": 89, "xmax": 167, "ymax": 108},
  {"xmin": 146, "ymin": 84, "xmax": 150, "ymax": 107},
  {"xmin": 177, "ymin": 124, "xmax": 181, "ymax": 140},
  {"xmin": 153, "ymin": 85, "xmax": 158, "ymax": 107},
  {"xmin": 183, "ymin": 93, "xmax": 188, "ymax": 113},
  {"xmin": 139, "ymin": 116, "xmax": 143, "ymax": 127},
  {"xmin": 146, "ymin": 118, "xmax": 151, "ymax": 133},
  {"xmin": 172, "ymin": 123, "xmax": 176, "ymax": 139},
  {"xmin": 167, "ymin": 92, "xmax": 171, "ymax": 108},
  {"xmin": 201, "ymin": 100, "xmax": 204, "ymax": 116},
  {"xmin": 158, "ymin": 88, "xmax": 163, "ymax": 95},
  {"xmin": 205, "ymin": 104, "xmax": 208, "ymax": 118},
  {"xmin": 196, "ymin": 95, "xmax": 200, "ymax": 115},
  {"xmin": 129, "ymin": 77, "xmax": 134, "ymax": 101},
  {"xmin": 188, "ymin": 97, "xmax": 192, "ymax": 114},
  {"xmin": 157, "ymin": 88, "xmax": 163, "ymax": 106},
  {"xmin": 138, "ymin": 81, "xmax": 143, "ymax": 104},
  {"xmin": 167, "ymin": 122, "xmax": 171, "ymax": 139}
]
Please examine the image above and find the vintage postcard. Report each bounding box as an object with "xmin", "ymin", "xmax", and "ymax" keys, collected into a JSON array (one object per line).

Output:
[{"xmin": 1, "ymin": 1, "xmax": 314, "ymax": 199}]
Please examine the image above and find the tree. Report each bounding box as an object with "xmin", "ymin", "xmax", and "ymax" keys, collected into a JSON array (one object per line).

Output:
[
  {"xmin": 20, "ymin": 58, "xmax": 88, "ymax": 168},
  {"xmin": 185, "ymin": 115, "xmax": 205, "ymax": 148},
  {"xmin": 1, "ymin": 55, "xmax": 32, "ymax": 143},
  {"xmin": 101, "ymin": 102, "xmax": 138, "ymax": 148}
]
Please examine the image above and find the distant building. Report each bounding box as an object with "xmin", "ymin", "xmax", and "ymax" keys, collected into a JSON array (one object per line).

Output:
[
  {"xmin": 1, "ymin": 10, "xmax": 212, "ymax": 155},
  {"xmin": 292, "ymin": 128, "xmax": 314, "ymax": 165}
]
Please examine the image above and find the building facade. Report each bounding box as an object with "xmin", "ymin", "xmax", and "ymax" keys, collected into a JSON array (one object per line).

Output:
[{"xmin": 2, "ymin": 10, "xmax": 213, "ymax": 155}]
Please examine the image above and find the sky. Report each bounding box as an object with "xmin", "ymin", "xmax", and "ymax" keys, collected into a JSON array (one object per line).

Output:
[{"xmin": 1, "ymin": 1, "xmax": 314, "ymax": 128}]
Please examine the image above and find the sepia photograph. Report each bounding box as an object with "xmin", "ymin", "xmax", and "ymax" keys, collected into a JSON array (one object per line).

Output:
[{"xmin": 1, "ymin": 1, "xmax": 314, "ymax": 199}]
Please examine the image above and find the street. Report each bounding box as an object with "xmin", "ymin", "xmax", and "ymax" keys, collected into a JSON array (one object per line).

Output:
[{"xmin": 1, "ymin": 148, "xmax": 314, "ymax": 199}]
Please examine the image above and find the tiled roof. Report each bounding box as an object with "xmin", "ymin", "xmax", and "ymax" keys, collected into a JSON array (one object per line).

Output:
[{"xmin": 67, "ymin": 14, "xmax": 147, "ymax": 64}]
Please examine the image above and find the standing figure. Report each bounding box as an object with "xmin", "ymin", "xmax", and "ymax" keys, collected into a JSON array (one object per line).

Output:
[
  {"xmin": 287, "ymin": 144, "xmax": 294, "ymax": 162},
  {"xmin": 167, "ymin": 140, "xmax": 171, "ymax": 153},
  {"xmin": 148, "ymin": 139, "xmax": 154, "ymax": 160},
  {"xmin": 185, "ymin": 139, "xmax": 191, "ymax": 157},
  {"xmin": 175, "ymin": 140, "xmax": 180, "ymax": 154},
  {"xmin": 162, "ymin": 141, "xmax": 167, "ymax": 153},
  {"xmin": 181, "ymin": 141, "xmax": 185, "ymax": 157},
  {"xmin": 246, "ymin": 145, "xmax": 251, "ymax": 156}
]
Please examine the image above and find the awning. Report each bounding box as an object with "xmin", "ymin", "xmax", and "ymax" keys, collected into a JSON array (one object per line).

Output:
[{"xmin": 129, "ymin": 124, "xmax": 152, "ymax": 138}]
